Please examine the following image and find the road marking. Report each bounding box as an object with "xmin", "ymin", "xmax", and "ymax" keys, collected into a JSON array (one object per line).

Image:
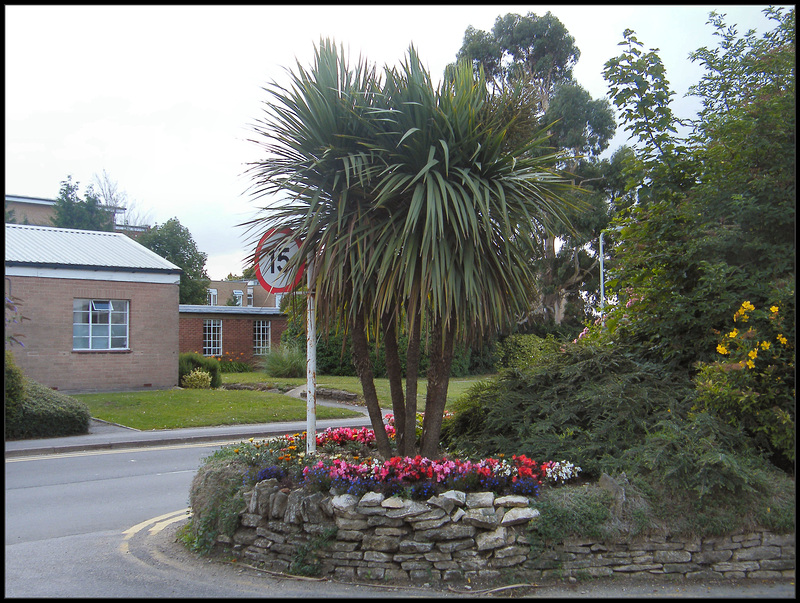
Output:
[
  {"xmin": 120, "ymin": 508, "xmax": 191, "ymax": 557},
  {"xmin": 149, "ymin": 512, "xmax": 193, "ymax": 535},
  {"xmin": 123, "ymin": 508, "xmax": 191, "ymax": 540},
  {"xmin": 5, "ymin": 440, "xmax": 252, "ymax": 462}
]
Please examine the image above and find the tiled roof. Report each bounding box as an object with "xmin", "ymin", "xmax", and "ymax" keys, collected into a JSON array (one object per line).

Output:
[{"xmin": 5, "ymin": 223, "xmax": 181, "ymax": 273}]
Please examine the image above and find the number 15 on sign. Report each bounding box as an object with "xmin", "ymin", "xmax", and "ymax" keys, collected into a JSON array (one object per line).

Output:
[{"xmin": 254, "ymin": 228, "xmax": 305, "ymax": 294}]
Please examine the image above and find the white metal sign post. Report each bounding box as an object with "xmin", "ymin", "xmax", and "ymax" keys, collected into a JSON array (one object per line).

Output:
[
  {"xmin": 305, "ymin": 255, "xmax": 316, "ymax": 455},
  {"xmin": 254, "ymin": 229, "xmax": 316, "ymax": 454}
]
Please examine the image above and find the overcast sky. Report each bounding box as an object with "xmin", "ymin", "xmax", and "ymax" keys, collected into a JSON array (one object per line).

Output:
[{"xmin": 5, "ymin": 4, "xmax": 782, "ymax": 279}]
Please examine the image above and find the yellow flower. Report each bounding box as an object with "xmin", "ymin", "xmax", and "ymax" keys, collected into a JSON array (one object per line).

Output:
[
  {"xmin": 748, "ymin": 349, "xmax": 758, "ymax": 359},
  {"xmin": 746, "ymin": 359, "xmax": 755, "ymax": 369},
  {"xmin": 716, "ymin": 344, "xmax": 729, "ymax": 355},
  {"xmin": 728, "ymin": 328, "xmax": 739, "ymax": 338},
  {"xmin": 760, "ymin": 341, "xmax": 771, "ymax": 351},
  {"xmin": 770, "ymin": 306, "xmax": 779, "ymax": 314},
  {"xmin": 249, "ymin": 437, "xmax": 254, "ymax": 442},
  {"xmin": 777, "ymin": 334, "xmax": 788, "ymax": 345},
  {"xmin": 741, "ymin": 301, "xmax": 755, "ymax": 312}
]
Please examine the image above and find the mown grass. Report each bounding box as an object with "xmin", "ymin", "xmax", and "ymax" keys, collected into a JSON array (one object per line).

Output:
[
  {"xmin": 73, "ymin": 372, "xmax": 488, "ymax": 431},
  {"xmin": 222, "ymin": 372, "xmax": 492, "ymax": 409},
  {"xmin": 74, "ymin": 388, "xmax": 362, "ymax": 431}
]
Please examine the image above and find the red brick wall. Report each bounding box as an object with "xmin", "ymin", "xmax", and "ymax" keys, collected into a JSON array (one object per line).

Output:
[
  {"xmin": 178, "ymin": 314, "xmax": 288, "ymax": 366},
  {"xmin": 5, "ymin": 275, "xmax": 179, "ymax": 392}
]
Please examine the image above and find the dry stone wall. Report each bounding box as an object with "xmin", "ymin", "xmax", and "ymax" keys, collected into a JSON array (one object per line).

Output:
[{"xmin": 217, "ymin": 479, "xmax": 795, "ymax": 583}]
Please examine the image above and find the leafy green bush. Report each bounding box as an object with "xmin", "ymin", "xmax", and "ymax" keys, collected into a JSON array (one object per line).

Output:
[
  {"xmin": 6, "ymin": 379, "xmax": 91, "ymax": 440},
  {"xmin": 4, "ymin": 351, "xmax": 26, "ymax": 435},
  {"xmin": 494, "ymin": 333, "xmax": 563, "ymax": 370},
  {"xmin": 258, "ymin": 343, "xmax": 306, "ymax": 378},
  {"xmin": 441, "ymin": 339, "xmax": 695, "ymax": 478},
  {"xmin": 179, "ymin": 352, "xmax": 222, "ymax": 388},
  {"xmin": 181, "ymin": 368, "xmax": 212, "ymax": 389}
]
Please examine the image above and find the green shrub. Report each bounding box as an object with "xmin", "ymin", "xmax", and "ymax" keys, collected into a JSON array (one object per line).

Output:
[
  {"xmin": 6, "ymin": 379, "xmax": 91, "ymax": 440},
  {"xmin": 258, "ymin": 343, "xmax": 306, "ymax": 378},
  {"xmin": 441, "ymin": 339, "xmax": 695, "ymax": 478},
  {"xmin": 495, "ymin": 333, "xmax": 563, "ymax": 370},
  {"xmin": 181, "ymin": 368, "xmax": 212, "ymax": 389},
  {"xmin": 179, "ymin": 353, "xmax": 221, "ymax": 388},
  {"xmin": 4, "ymin": 351, "xmax": 26, "ymax": 435}
]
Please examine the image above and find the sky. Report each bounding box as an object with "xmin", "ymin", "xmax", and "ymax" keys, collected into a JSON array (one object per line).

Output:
[{"xmin": 5, "ymin": 4, "xmax": 783, "ymax": 280}]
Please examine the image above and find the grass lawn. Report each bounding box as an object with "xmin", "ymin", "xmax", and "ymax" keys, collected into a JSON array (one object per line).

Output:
[
  {"xmin": 73, "ymin": 373, "xmax": 492, "ymax": 431},
  {"xmin": 221, "ymin": 372, "xmax": 491, "ymax": 409},
  {"xmin": 74, "ymin": 388, "xmax": 362, "ymax": 431}
]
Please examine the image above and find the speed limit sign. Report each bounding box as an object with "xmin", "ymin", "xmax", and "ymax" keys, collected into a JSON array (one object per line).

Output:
[{"xmin": 254, "ymin": 228, "xmax": 305, "ymax": 293}]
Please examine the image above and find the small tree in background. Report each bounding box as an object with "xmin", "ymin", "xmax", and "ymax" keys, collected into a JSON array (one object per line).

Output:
[
  {"xmin": 137, "ymin": 217, "xmax": 210, "ymax": 305},
  {"xmin": 51, "ymin": 175, "xmax": 115, "ymax": 231}
]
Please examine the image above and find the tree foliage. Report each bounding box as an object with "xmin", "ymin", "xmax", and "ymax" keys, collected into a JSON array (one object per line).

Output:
[
  {"xmin": 137, "ymin": 217, "xmax": 210, "ymax": 304},
  {"xmin": 600, "ymin": 6, "xmax": 795, "ymax": 372},
  {"xmin": 51, "ymin": 175, "xmax": 115, "ymax": 231},
  {"xmin": 454, "ymin": 12, "xmax": 617, "ymax": 331},
  {"xmin": 245, "ymin": 40, "xmax": 575, "ymax": 459}
]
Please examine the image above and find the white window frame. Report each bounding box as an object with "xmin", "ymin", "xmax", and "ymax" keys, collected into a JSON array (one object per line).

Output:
[
  {"xmin": 246, "ymin": 287, "xmax": 254, "ymax": 307},
  {"xmin": 73, "ymin": 299, "xmax": 129, "ymax": 351},
  {"xmin": 233, "ymin": 289, "xmax": 244, "ymax": 307},
  {"xmin": 253, "ymin": 320, "xmax": 271, "ymax": 356},
  {"xmin": 203, "ymin": 319, "xmax": 222, "ymax": 356},
  {"xmin": 207, "ymin": 288, "xmax": 218, "ymax": 305}
]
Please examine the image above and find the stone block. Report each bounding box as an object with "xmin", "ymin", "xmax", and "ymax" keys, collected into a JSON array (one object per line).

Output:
[
  {"xmin": 386, "ymin": 500, "xmax": 430, "ymax": 519},
  {"xmin": 654, "ymin": 550, "xmax": 692, "ymax": 563},
  {"xmin": 335, "ymin": 517, "xmax": 369, "ymax": 530},
  {"xmin": 337, "ymin": 529, "xmax": 365, "ymax": 541},
  {"xmin": 451, "ymin": 508, "xmax": 466, "ymax": 523},
  {"xmin": 733, "ymin": 546, "xmax": 781, "ymax": 561},
  {"xmin": 359, "ymin": 491, "xmax": 385, "ymax": 507},
  {"xmin": 476, "ymin": 527, "xmax": 508, "ymax": 551},
  {"xmin": 713, "ymin": 561, "xmax": 760, "ymax": 572},
  {"xmin": 692, "ymin": 549, "xmax": 732, "ymax": 564},
  {"xmin": 283, "ymin": 489, "xmax": 305, "ymax": 524},
  {"xmin": 748, "ymin": 570, "xmax": 783, "ymax": 579},
  {"xmin": 762, "ymin": 533, "xmax": 795, "ymax": 547},
  {"xmin": 363, "ymin": 550, "xmax": 394, "ymax": 563},
  {"xmin": 494, "ymin": 545, "xmax": 527, "ymax": 559},
  {"xmin": 398, "ymin": 539, "xmax": 434, "ymax": 554},
  {"xmin": 331, "ymin": 493, "xmax": 360, "ymax": 514},
  {"xmin": 491, "ymin": 554, "xmax": 526, "ymax": 568},
  {"xmin": 494, "ymin": 494, "xmax": 530, "ymax": 508},
  {"xmin": 356, "ymin": 505, "xmax": 387, "ymax": 516},
  {"xmin": 362, "ymin": 533, "xmax": 401, "ymax": 552},
  {"xmin": 357, "ymin": 566, "xmax": 385, "ymax": 580},
  {"xmin": 436, "ymin": 538, "xmax": 476, "ymax": 553},
  {"xmin": 441, "ymin": 490, "xmax": 467, "ymax": 507},
  {"xmin": 401, "ymin": 560, "xmax": 433, "ymax": 571},
  {"xmin": 466, "ymin": 491, "xmax": 495, "ymax": 509},
  {"xmin": 463, "ymin": 508, "xmax": 501, "ymax": 529},
  {"xmin": 662, "ymin": 563, "xmax": 701, "ymax": 574},
  {"xmin": 442, "ymin": 569, "xmax": 465, "ymax": 582},
  {"xmin": 415, "ymin": 523, "xmax": 476, "ymax": 542},
  {"xmin": 759, "ymin": 559, "xmax": 796, "ymax": 571},
  {"xmin": 301, "ymin": 492, "xmax": 328, "ymax": 523},
  {"xmin": 409, "ymin": 569, "xmax": 438, "ymax": 582},
  {"xmin": 423, "ymin": 550, "xmax": 452, "ymax": 562},
  {"xmin": 381, "ymin": 496, "xmax": 406, "ymax": 509},
  {"xmin": 239, "ymin": 513, "xmax": 264, "ymax": 528},
  {"xmin": 411, "ymin": 516, "xmax": 451, "ymax": 531},
  {"xmin": 375, "ymin": 526, "xmax": 410, "ymax": 537},
  {"xmin": 500, "ymin": 507, "xmax": 540, "ymax": 526},
  {"xmin": 270, "ymin": 491, "xmax": 289, "ymax": 519},
  {"xmin": 434, "ymin": 560, "xmax": 459, "ymax": 570},
  {"xmin": 427, "ymin": 495, "xmax": 456, "ymax": 514},
  {"xmin": 367, "ymin": 515, "xmax": 404, "ymax": 527}
]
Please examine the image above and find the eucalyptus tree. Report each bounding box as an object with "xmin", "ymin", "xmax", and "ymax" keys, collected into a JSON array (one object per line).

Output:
[{"xmin": 245, "ymin": 40, "xmax": 575, "ymax": 459}]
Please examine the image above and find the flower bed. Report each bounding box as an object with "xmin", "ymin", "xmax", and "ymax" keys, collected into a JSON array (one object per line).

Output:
[{"xmin": 229, "ymin": 414, "xmax": 581, "ymax": 500}]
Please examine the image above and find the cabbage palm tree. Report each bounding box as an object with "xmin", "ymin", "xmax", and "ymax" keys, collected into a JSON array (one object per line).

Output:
[{"xmin": 244, "ymin": 40, "xmax": 577, "ymax": 459}]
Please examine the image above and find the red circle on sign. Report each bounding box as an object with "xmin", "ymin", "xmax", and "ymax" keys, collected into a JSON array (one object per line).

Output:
[{"xmin": 254, "ymin": 228, "xmax": 305, "ymax": 294}]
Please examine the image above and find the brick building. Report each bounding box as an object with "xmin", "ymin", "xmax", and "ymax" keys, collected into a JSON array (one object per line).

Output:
[
  {"xmin": 180, "ymin": 278, "xmax": 287, "ymax": 366},
  {"xmin": 5, "ymin": 223, "xmax": 181, "ymax": 392}
]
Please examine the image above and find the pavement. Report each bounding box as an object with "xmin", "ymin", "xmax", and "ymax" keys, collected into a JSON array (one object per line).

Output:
[{"xmin": 4, "ymin": 387, "xmax": 377, "ymax": 458}]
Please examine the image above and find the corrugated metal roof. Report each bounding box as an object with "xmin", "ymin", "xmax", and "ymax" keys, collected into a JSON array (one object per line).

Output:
[{"xmin": 5, "ymin": 223, "xmax": 181, "ymax": 273}]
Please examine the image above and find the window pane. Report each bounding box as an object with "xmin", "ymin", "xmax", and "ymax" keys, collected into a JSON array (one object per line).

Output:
[
  {"xmin": 73, "ymin": 336, "xmax": 89, "ymax": 349},
  {"xmin": 73, "ymin": 299, "xmax": 90, "ymax": 312},
  {"xmin": 91, "ymin": 336, "xmax": 109, "ymax": 350},
  {"xmin": 74, "ymin": 311, "xmax": 89, "ymax": 324},
  {"xmin": 110, "ymin": 312, "xmax": 126, "ymax": 324},
  {"xmin": 111, "ymin": 337, "xmax": 127, "ymax": 349},
  {"xmin": 111, "ymin": 300, "xmax": 128, "ymax": 312},
  {"xmin": 92, "ymin": 324, "xmax": 109, "ymax": 337},
  {"xmin": 111, "ymin": 325, "xmax": 127, "ymax": 337},
  {"xmin": 73, "ymin": 324, "xmax": 89, "ymax": 337}
]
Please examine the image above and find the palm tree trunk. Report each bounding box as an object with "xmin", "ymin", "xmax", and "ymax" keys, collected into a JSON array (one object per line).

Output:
[
  {"xmin": 381, "ymin": 312, "xmax": 406, "ymax": 453},
  {"xmin": 420, "ymin": 313, "xmax": 455, "ymax": 459},
  {"xmin": 402, "ymin": 307, "xmax": 422, "ymax": 457},
  {"xmin": 351, "ymin": 310, "xmax": 393, "ymax": 459}
]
